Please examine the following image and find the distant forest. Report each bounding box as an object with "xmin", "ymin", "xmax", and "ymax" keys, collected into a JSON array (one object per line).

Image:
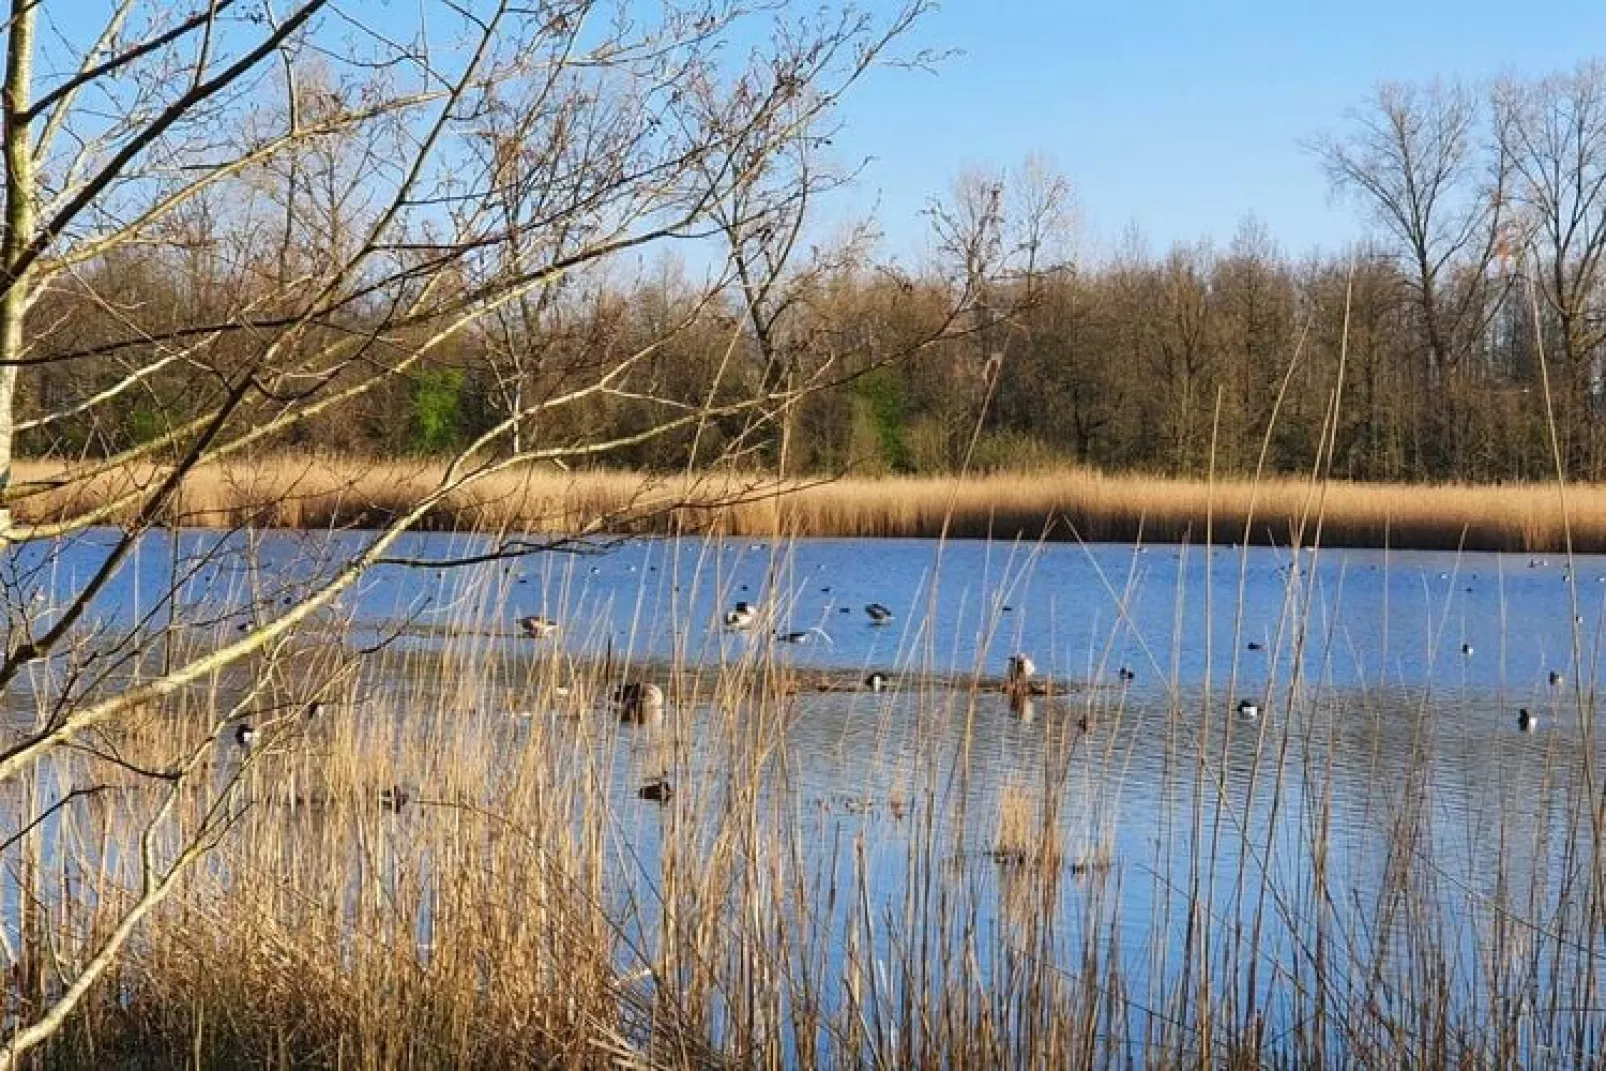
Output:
[{"xmin": 22, "ymin": 65, "xmax": 1606, "ymax": 484}]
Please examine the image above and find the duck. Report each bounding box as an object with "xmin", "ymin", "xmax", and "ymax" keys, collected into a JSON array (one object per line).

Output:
[
  {"xmin": 638, "ymin": 777, "xmax": 674, "ymax": 804},
  {"xmin": 1246, "ymin": 641, "xmax": 1265, "ymax": 652},
  {"xmin": 724, "ymin": 601, "xmax": 757, "ymax": 630},
  {"xmin": 1117, "ymin": 666, "xmax": 1135, "ymax": 682},
  {"xmin": 865, "ymin": 671, "xmax": 889, "ymax": 693},
  {"xmin": 1006, "ymin": 653, "xmax": 1037, "ymax": 689},
  {"xmin": 379, "ymin": 785, "xmax": 411, "ymax": 812},
  {"xmin": 1549, "ymin": 670, "xmax": 1565, "ymax": 688},
  {"xmin": 613, "ymin": 682, "xmax": 665, "ymax": 725},
  {"xmin": 234, "ymin": 722, "xmax": 257, "ymax": 751},
  {"xmin": 865, "ymin": 603, "xmax": 894, "ymax": 624},
  {"xmin": 1236, "ymin": 699, "xmax": 1260, "ymax": 721},
  {"xmin": 305, "ymin": 700, "xmax": 327, "ymax": 719},
  {"xmin": 517, "ymin": 615, "xmax": 559, "ymax": 639},
  {"xmin": 1518, "ymin": 707, "xmax": 1538, "ymax": 733},
  {"xmin": 1460, "ymin": 643, "xmax": 1474, "ymax": 657}
]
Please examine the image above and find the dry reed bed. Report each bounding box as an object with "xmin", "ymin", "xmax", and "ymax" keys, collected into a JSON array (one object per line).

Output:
[{"xmin": 12, "ymin": 457, "xmax": 1603, "ymax": 551}]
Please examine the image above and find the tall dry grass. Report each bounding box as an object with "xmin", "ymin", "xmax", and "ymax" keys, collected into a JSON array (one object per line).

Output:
[{"xmin": 12, "ymin": 455, "xmax": 1606, "ymax": 551}]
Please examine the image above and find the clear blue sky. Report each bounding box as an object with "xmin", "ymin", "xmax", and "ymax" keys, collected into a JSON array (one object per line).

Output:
[{"xmin": 828, "ymin": 0, "xmax": 1606, "ymax": 263}]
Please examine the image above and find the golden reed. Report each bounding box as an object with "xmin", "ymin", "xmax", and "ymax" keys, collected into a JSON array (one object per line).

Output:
[{"xmin": 12, "ymin": 455, "xmax": 1600, "ymax": 551}]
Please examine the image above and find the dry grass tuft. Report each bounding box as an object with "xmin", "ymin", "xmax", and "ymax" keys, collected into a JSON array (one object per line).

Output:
[{"xmin": 992, "ymin": 777, "xmax": 1061, "ymax": 870}]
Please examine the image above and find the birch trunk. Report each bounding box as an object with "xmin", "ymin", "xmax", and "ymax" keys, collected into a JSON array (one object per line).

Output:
[{"xmin": 0, "ymin": 0, "xmax": 33, "ymax": 547}]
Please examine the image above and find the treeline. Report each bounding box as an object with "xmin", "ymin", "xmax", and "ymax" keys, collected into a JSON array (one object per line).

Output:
[{"xmin": 21, "ymin": 63, "xmax": 1606, "ymax": 484}]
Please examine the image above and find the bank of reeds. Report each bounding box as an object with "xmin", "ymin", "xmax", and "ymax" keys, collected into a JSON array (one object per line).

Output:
[{"xmin": 12, "ymin": 455, "xmax": 1606, "ymax": 551}]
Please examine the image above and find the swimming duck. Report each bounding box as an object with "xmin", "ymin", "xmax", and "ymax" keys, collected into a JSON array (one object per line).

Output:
[
  {"xmin": 865, "ymin": 603, "xmax": 894, "ymax": 624},
  {"xmin": 639, "ymin": 777, "xmax": 674, "ymax": 803},
  {"xmin": 1236, "ymin": 699, "xmax": 1260, "ymax": 721}
]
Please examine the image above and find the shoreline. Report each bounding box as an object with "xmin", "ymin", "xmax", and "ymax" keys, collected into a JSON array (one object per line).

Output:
[{"xmin": 13, "ymin": 456, "xmax": 1603, "ymax": 553}]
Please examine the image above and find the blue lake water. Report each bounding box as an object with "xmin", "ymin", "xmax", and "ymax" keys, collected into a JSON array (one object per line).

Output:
[
  {"xmin": 3, "ymin": 528, "xmax": 1603, "ymax": 1061},
  {"xmin": 9, "ymin": 528, "xmax": 1603, "ymax": 694}
]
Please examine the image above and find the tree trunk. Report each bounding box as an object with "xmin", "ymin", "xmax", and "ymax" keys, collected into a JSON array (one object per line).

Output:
[{"xmin": 0, "ymin": 0, "xmax": 34, "ymax": 546}]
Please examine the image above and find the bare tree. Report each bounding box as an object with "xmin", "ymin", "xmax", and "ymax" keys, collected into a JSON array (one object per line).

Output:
[
  {"xmin": 1315, "ymin": 87, "xmax": 1507, "ymax": 359},
  {"xmin": 1495, "ymin": 62, "xmax": 1606, "ymax": 473},
  {"xmin": 0, "ymin": 1, "xmax": 936, "ymax": 1061}
]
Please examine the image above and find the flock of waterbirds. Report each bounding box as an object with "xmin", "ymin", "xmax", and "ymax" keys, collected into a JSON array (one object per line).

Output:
[
  {"xmin": 518, "ymin": 598, "xmax": 905, "ymax": 802},
  {"xmin": 505, "ymin": 589, "xmax": 1566, "ymax": 760},
  {"xmin": 226, "ymin": 571, "xmax": 1570, "ymax": 813}
]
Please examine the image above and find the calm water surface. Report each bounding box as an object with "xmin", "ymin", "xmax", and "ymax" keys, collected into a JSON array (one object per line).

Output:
[
  {"xmin": 10, "ymin": 528, "xmax": 1605, "ymax": 689},
  {"xmin": 4, "ymin": 529, "xmax": 1603, "ymax": 1058}
]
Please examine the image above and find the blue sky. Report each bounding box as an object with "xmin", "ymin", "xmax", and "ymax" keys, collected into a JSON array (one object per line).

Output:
[{"xmin": 827, "ymin": 1, "xmax": 1606, "ymax": 263}]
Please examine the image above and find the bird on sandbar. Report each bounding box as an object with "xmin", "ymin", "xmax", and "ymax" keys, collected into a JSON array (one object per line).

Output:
[
  {"xmin": 613, "ymin": 682, "xmax": 665, "ymax": 725},
  {"xmin": 517, "ymin": 615, "xmax": 559, "ymax": 639},
  {"xmin": 1006, "ymin": 653, "xmax": 1037, "ymax": 689}
]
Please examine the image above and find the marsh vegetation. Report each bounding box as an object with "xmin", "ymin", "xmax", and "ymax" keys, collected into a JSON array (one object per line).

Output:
[{"xmin": 15, "ymin": 455, "xmax": 1606, "ymax": 552}]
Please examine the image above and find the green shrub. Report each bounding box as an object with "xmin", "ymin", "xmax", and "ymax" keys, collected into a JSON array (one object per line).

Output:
[{"xmin": 409, "ymin": 368, "xmax": 466, "ymax": 454}]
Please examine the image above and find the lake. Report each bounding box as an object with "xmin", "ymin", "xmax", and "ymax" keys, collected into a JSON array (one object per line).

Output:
[
  {"xmin": 3, "ymin": 528, "xmax": 1602, "ymax": 1063},
  {"xmin": 12, "ymin": 528, "xmax": 1602, "ymax": 690}
]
